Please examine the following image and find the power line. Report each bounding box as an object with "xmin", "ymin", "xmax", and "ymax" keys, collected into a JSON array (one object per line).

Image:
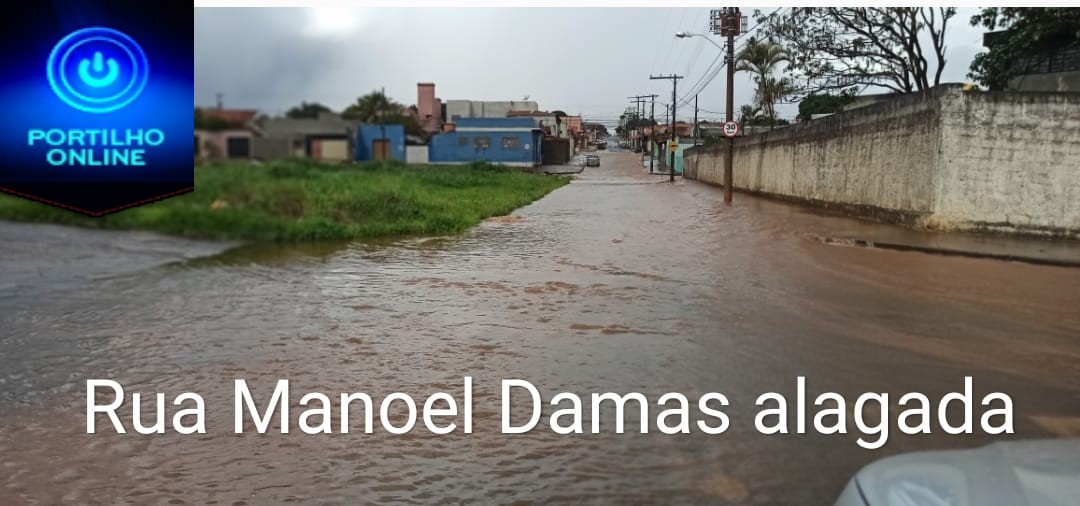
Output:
[{"xmin": 673, "ymin": 7, "xmax": 789, "ymax": 108}]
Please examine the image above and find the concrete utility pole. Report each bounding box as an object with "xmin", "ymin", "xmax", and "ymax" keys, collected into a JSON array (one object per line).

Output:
[
  {"xmin": 711, "ymin": 7, "xmax": 743, "ymax": 204},
  {"xmin": 650, "ymin": 74, "xmax": 682, "ymax": 182}
]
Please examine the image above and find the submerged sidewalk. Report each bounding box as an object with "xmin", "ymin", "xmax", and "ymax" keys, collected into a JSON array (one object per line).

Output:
[
  {"xmin": 778, "ymin": 201, "xmax": 1080, "ymax": 267},
  {"xmin": 814, "ymin": 231, "xmax": 1080, "ymax": 267}
]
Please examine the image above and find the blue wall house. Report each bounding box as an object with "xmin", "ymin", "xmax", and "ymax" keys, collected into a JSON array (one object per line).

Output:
[
  {"xmin": 354, "ymin": 124, "xmax": 406, "ymax": 162},
  {"xmin": 429, "ymin": 118, "xmax": 543, "ymax": 167}
]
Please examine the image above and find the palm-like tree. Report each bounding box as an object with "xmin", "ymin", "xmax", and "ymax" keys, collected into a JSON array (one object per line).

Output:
[
  {"xmin": 757, "ymin": 77, "xmax": 798, "ymax": 129},
  {"xmin": 738, "ymin": 104, "xmax": 764, "ymax": 126},
  {"xmin": 343, "ymin": 90, "xmax": 401, "ymax": 122},
  {"xmin": 736, "ymin": 39, "xmax": 793, "ymax": 129}
]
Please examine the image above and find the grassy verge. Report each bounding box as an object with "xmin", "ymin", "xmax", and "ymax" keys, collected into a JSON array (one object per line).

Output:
[{"xmin": 0, "ymin": 160, "xmax": 569, "ymax": 241}]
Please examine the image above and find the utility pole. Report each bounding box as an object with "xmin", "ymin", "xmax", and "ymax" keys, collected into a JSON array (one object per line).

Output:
[
  {"xmin": 630, "ymin": 94, "xmax": 657, "ymax": 168},
  {"xmin": 629, "ymin": 96, "xmax": 645, "ymax": 163},
  {"xmin": 649, "ymin": 96, "xmax": 656, "ymax": 173},
  {"xmin": 711, "ymin": 7, "xmax": 743, "ymax": 203},
  {"xmin": 693, "ymin": 94, "xmax": 699, "ymax": 145},
  {"xmin": 650, "ymin": 74, "xmax": 682, "ymax": 182}
]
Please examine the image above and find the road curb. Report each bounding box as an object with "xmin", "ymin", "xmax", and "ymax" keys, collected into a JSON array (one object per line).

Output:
[{"xmin": 814, "ymin": 236, "xmax": 1080, "ymax": 268}]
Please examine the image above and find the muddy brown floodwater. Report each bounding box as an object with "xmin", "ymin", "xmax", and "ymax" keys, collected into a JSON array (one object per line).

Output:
[{"xmin": 2, "ymin": 151, "xmax": 1080, "ymax": 505}]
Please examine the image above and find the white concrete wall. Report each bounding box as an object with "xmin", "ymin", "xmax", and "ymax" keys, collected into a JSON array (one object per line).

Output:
[
  {"xmin": 445, "ymin": 100, "xmax": 539, "ymax": 120},
  {"xmin": 688, "ymin": 90, "xmax": 942, "ymax": 225},
  {"xmin": 406, "ymin": 145, "xmax": 429, "ymax": 165},
  {"xmin": 930, "ymin": 91, "xmax": 1080, "ymax": 236},
  {"xmin": 684, "ymin": 86, "xmax": 1080, "ymax": 238}
]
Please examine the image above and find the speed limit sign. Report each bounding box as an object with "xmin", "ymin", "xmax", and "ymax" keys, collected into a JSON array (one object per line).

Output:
[{"xmin": 722, "ymin": 120, "xmax": 740, "ymax": 138}]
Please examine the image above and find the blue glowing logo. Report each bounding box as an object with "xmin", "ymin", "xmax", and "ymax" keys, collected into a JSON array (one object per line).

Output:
[{"xmin": 46, "ymin": 27, "xmax": 149, "ymax": 114}]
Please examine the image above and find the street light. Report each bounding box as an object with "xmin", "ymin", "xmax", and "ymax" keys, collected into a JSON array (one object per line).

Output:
[
  {"xmin": 675, "ymin": 31, "xmax": 724, "ymax": 52},
  {"xmin": 676, "ymin": 27, "xmax": 736, "ymax": 204}
]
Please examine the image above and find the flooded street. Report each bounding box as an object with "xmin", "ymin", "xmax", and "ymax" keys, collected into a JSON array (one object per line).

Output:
[{"xmin": 2, "ymin": 150, "xmax": 1080, "ymax": 505}]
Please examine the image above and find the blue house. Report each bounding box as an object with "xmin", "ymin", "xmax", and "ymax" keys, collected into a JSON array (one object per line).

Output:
[
  {"xmin": 354, "ymin": 124, "xmax": 406, "ymax": 162},
  {"xmin": 429, "ymin": 118, "xmax": 543, "ymax": 167}
]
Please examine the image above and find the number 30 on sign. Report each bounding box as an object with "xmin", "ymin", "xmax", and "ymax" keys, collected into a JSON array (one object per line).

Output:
[{"xmin": 722, "ymin": 121, "xmax": 740, "ymax": 138}]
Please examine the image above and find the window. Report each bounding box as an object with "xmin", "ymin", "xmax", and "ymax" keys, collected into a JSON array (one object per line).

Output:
[
  {"xmin": 458, "ymin": 136, "xmax": 469, "ymax": 146},
  {"xmin": 501, "ymin": 137, "xmax": 520, "ymax": 150},
  {"xmin": 473, "ymin": 136, "xmax": 491, "ymax": 149}
]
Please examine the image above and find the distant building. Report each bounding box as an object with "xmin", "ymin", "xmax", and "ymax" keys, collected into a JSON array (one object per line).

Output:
[
  {"xmin": 984, "ymin": 29, "xmax": 1080, "ymax": 92},
  {"xmin": 195, "ymin": 108, "xmax": 259, "ymax": 160},
  {"xmin": 429, "ymin": 117, "xmax": 543, "ymax": 167},
  {"xmin": 254, "ymin": 112, "xmax": 353, "ymax": 162},
  {"xmin": 444, "ymin": 99, "xmax": 539, "ymax": 121},
  {"xmin": 415, "ymin": 82, "xmax": 443, "ymax": 135},
  {"xmin": 697, "ymin": 121, "xmax": 725, "ymax": 137},
  {"xmin": 354, "ymin": 124, "xmax": 406, "ymax": 162},
  {"xmin": 506, "ymin": 110, "xmax": 563, "ymax": 137}
]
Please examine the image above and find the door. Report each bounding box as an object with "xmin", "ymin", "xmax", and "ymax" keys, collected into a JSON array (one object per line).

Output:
[
  {"xmin": 226, "ymin": 137, "xmax": 251, "ymax": 159},
  {"xmin": 372, "ymin": 139, "xmax": 390, "ymax": 161}
]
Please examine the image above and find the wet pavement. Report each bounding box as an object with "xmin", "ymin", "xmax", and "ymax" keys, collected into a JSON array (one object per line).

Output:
[{"xmin": 1, "ymin": 150, "xmax": 1079, "ymax": 505}]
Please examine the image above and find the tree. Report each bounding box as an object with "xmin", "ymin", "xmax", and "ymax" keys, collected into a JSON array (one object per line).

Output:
[
  {"xmin": 797, "ymin": 92, "xmax": 857, "ymax": 120},
  {"xmin": 194, "ymin": 107, "xmax": 231, "ymax": 131},
  {"xmin": 285, "ymin": 101, "xmax": 333, "ymax": 119},
  {"xmin": 968, "ymin": 8, "xmax": 1080, "ymax": 90},
  {"xmin": 736, "ymin": 39, "xmax": 794, "ymax": 129},
  {"xmin": 756, "ymin": 8, "xmax": 956, "ymax": 94},
  {"xmin": 583, "ymin": 122, "xmax": 609, "ymax": 136},
  {"xmin": 625, "ymin": 116, "xmax": 655, "ymax": 130},
  {"xmin": 342, "ymin": 90, "xmax": 423, "ymax": 137},
  {"xmin": 738, "ymin": 104, "xmax": 789, "ymax": 128},
  {"xmin": 738, "ymin": 104, "xmax": 764, "ymax": 125},
  {"xmin": 342, "ymin": 90, "xmax": 401, "ymax": 122}
]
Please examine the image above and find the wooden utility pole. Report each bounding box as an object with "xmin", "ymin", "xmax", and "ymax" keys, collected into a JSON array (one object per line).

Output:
[
  {"xmin": 693, "ymin": 94, "xmax": 699, "ymax": 145},
  {"xmin": 650, "ymin": 74, "xmax": 682, "ymax": 182},
  {"xmin": 630, "ymin": 94, "xmax": 658, "ymax": 168},
  {"xmin": 629, "ymin": 96, "xmax": 646, "ymax": 164},
  {"xmin": 649, "ymin": 96, "xmax": 656, "ymax": 173},
  {"xmin": 711, "ymin": 7, "xmax": 743, "ymax": 203}
]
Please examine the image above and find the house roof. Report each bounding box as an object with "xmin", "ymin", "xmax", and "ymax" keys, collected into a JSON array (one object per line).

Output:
[
  {"xmin": 506, "ymin": 110, "xmax": 554, "ymax": 117},
  {"xmin": 202, "ymin": 108, "xmax": 258, "ymax": 126}
]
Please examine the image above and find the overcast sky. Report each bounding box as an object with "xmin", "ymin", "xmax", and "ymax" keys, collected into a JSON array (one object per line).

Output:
[{"xmin": 194, "ymin": 7, "xmax": 989, "ymax": 126}]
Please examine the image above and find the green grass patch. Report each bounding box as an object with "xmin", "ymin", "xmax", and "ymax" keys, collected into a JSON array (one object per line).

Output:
[{"xmin": 0, "ymin": 159, "xmax": 569, "ymax": 241}]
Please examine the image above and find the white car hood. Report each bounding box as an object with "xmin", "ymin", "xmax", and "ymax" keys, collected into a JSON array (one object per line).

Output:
[{"xmin": 836, "ymin": 439, "xmax": 1080, "ymax": 506}]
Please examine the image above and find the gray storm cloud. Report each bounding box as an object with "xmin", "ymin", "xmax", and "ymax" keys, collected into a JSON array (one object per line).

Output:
[{"xmin": 195, "ymin": 7, "xmax": 988, "ymax": 125}]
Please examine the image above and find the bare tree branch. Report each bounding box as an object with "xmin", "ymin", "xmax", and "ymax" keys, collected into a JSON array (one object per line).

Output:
[{"xmin": 755, "ymin": 7, "xmax": 954, "ymax": 95}]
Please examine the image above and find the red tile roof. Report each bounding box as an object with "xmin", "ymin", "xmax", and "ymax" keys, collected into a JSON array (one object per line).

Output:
[{"xmin": 201, "ymin": 108, "xmax": 258, "ymax": 127}]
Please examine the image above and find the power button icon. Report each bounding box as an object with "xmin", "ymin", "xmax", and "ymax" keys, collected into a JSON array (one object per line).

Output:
[
  {"xmin": 47, "ymin": 27, "xmax": 149, "ymax": 114},
  {"xmin": 78, "ymin": 52, "xmax": 121, "ymax": 88}
]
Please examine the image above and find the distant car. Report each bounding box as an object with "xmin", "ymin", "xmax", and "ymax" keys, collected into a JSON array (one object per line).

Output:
[
  {"xmin": 835, "ymin": 438, "xmax": 1080, "ymax": 506},
  {"xmin": 585, "ymin": 155, "xmax": 600, "ymax": 167}
]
